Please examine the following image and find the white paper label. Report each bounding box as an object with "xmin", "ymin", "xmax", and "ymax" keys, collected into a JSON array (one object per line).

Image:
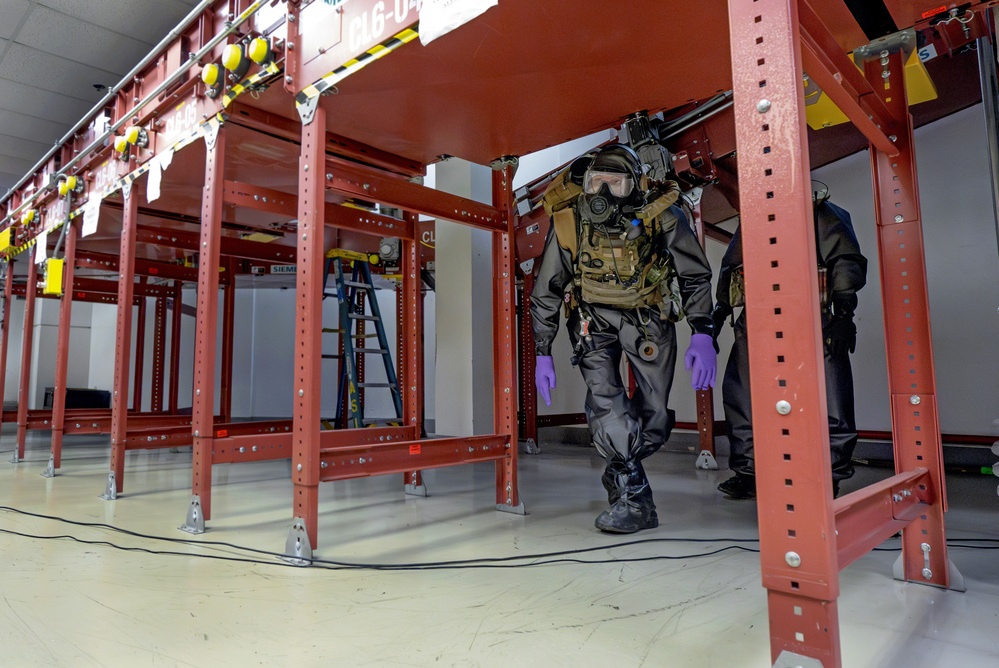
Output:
[
  {"xmin": 82, "ymin": 195, "xmax": 102, "ymax": 238},
  {"xmin": 419, "ymin": 0, "xmax": 497, "ymax": 46},
  {"xmin": 35, "ymin": 229, "xmax": 48, "ymax": 264}
]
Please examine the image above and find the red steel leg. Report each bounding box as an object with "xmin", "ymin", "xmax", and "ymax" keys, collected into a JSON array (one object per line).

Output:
[
  {"xmin": 132, "ymin": 281, "xmax": 147, "ymax": 412},
  {"xmin": 109, "ymin": 186, "xmax": 139, "ymax": 494},
  {"xmin": 219, "ymin": 257, "xmax": 236, "ymax": 423},
  {"xmin": 15, "ymin": 256, "xmax": 38, "ymax": 461},
  {"xmin": 291, "ymin": 105, "xmax": 326, "ymax": 549},
  {"xmin": 169, "ymin": 281, "xmax": 183, "ymax": 414},
  {"xmin": 151, "ymin": 296, "xmax": 167, "ymax": 413},
  {"xmin": 191, "ymin": 125, "xmax": 226, "ymax": 522},
  {"xmin": 518, "ymin": 271, "xmax": 538, "ymax": 449},
  {"xmin": 0, "ymin": 260, "xmax": 13, "ymax": 435},
  {"xmin": 728, "ymin": 0, "xmax": 840, "ymax": 665},
  {"xmin": 492, "ymin": 164, "xmax": 522, "ymax": 512},
  {"xmin": 864, "ymin": 51, "xmax": 951, "ymax": 588},
  {"xmin": 50, "ymin": 220, "xmax": 78, "ymax": 471},
  {"xmin": 401, "ymin": 211, "xmax": 424, "ymax": 492}
]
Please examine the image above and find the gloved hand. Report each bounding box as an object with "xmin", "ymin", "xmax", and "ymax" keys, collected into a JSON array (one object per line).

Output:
[
  {"xmin": 684, "ymin": 333, "xmax": 717, "ymax": 391},
  {"xmin": 710, "ymin": 303, "xmax": 732, "ymax": 354},
  {"xmin": 535, "ymin": 355, "xmax": 557, "ymax": 406},
  {"xmin": 823, "ymin": 317, "xmax": 857, "ymax": 356}
]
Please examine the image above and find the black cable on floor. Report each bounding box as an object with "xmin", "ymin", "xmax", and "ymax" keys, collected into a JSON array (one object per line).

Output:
[{"xmin": 2, "ymin": 505, "xmax": 997, "ymax": 571}]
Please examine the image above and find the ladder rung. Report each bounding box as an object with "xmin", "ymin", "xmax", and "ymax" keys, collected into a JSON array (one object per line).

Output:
[
  {"xmin": 322, "ymin": 328, "xmax": 344, "ymax": 334},
  {"xmin": 344, "ymin": 281, "xmax": 374, "ymax": 289},
  {"xmin": 321, "ymin": 354, "xmax": 341, "ymax": 359},
  {"xmin": 358, "ymin": 348, "xmax": 389, "ymax": 354},
  {"xmin": 362, "ymin": 418, "xmax": 402, "ymax": 425},
  {"xmin": 358, "ymin": 383, "xmax": 395, "ymax": 388},
  {"xmin": 349, "ymin": 314, "xmax": 380, "ymax": 321}
]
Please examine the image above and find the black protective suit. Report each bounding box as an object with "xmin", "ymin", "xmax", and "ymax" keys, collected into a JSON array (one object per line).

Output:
[
  {"xmin": 715, "ymin": 200, "xmax": 867, "ymax": 487},
  {"xmin": 531, "ymin": 192, "xmax": 714, "ymax": 528}
]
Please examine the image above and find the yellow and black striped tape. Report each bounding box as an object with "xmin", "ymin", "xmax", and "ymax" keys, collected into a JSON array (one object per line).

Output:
[
  {"xmin": 295, "ymin": 26, "xmax": 419, "ymax": 110},
  {"xmin": 221, "ymin": 61, "xmax": 282, "ymax": 109},
  {"xmin": 2, "ymin": 236, "xmax": 38, "ymax": 260}
]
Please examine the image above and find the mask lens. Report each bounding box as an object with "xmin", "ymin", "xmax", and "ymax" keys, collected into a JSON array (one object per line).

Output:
[{"xmin": 583, "ymin": 171, "xmax": 632, "ymax": 197}]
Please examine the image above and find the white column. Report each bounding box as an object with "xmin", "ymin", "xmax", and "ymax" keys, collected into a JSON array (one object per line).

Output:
[{"xmin": 434, "ymin": 158, "xmax": 494, "ymax": 436}]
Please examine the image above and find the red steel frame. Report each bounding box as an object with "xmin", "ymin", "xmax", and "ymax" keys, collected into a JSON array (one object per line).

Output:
[
  {"xmin": 0, "ymin": 0, "xmax": 969, "ymax": 661},
  {"xmin": 14, "ymin": 256, "xmax": 39, "ymax": 462},
  {"xmin": 729, "ymin": 0, "xmax": 954, "ymax": 665}
]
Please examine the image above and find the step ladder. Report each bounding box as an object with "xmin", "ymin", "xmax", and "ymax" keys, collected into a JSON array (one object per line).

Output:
[{"xmin": 322, "ymin": 249, "xmax": 403, "ymax": 429}]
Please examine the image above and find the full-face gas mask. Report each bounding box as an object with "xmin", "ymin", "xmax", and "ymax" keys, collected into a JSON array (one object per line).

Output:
[{"xmin": 581, "ymin": 144, "xmax": 646, "ymax": 226}]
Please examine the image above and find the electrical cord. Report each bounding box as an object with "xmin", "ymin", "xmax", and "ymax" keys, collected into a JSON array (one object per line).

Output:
[{"xmin": 2, "ymin": 505, "xmax": 996, "ymax": 571}]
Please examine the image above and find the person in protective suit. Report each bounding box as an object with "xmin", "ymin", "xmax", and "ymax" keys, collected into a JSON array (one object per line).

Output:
[
  {"xmin": 530, "ymin": 144, "xmax": 717, "ymax": 534},
  {"xmin": 713, "ymin": 194, "xmax": 868, "ymax": 499}
]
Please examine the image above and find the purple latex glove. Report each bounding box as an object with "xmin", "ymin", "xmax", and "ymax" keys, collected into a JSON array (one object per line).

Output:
[
  {"xmin": 535, "ymin": 355, "xmax": 557, "ymax": 406},
  {"xmin": 684, "ymin": 333, "xmax": 717, "ymax": 391}
]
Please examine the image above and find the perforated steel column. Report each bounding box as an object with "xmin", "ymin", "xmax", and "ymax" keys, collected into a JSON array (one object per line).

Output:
[
  {"xmin": 864, "ymin": 50, "xmax": 951, "ymax": 588},
  {"xmin": 132, "ymin": 283, "xmax": 147, "ymax": 412},
  {"xmin": 151, "ymin": 296, "xmax": 167, "ymax": 413},
  {"xmin": 50, "ymin": 220, "xmax": 78, "ymax": 468},
  {"xmin": 728, "ymin": 0, "xmax": 841, "ymax": 665},
  {"xmin": 15, "ymin": 256, "xmax": 38, "ymax": 461},
  {"xmin": 110, "ymin": 187, "xmax": 140, "ymax": 492},
  {"xmin": 191, "ymin": 126, "xmax": 226, "ymax": 520},
  {"xmin": 492, "ymin": 165, "xmax": 519, "ymax": 509},
  {"xmin": 292, "ymin": 105, "xmax": 326, "ymax": 548},
  {"xmin": 168, "ymin": 281, "xmax": 183, "ymax": 414},
  {"xmin": 0, "ymin": 261, "xmax": 13, "ymax": 432}
]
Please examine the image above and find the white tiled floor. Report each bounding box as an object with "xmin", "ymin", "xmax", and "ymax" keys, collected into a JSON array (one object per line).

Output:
[{"xmin": 1, "ymin": 429, "xmax": 997, "ymax": 667}]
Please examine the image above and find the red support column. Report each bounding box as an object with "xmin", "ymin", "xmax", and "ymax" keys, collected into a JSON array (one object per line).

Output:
[
  {"xmin": 401, "ymin": 210, "xmax": 424, "ymax": 493},
  {"xmin": 108, "ymin": 186, "xmax": 140, "ymax": 495},
  {"xmin": 168, "ymin": 281, "xmax": 183, "ymax": 414},
  {"xmin": 291, "ymin": 105, "xmax": 326, "ymax": 550},
  {"xmin": 150, "ymin": 296, "xmax": 167, "ymax": 412},
  {"xmin": 0, "ymin": 260, "xmax": 14, "ymax": 435},
  {"xmin": 492, "ymin": 164, "xmax": 522, "ymax": 512},
  {"xmin": 219, "ymin": 257, "xmax": 236, "ymax": 423},
  {"xmin": 49, "ymin": 220, "xmax": 78, "ymax": 471},
  {"xmin": 190, "ymin": 123, "xmax": 226, "ymax": 523},
  {"xmin": 15, "ymin": 256, "xmax": 38, "ymax": 462},
  {"xmin": 518, "ymin": 271, "xmax": 538, "ymax": 450},
  {"xmin": 864, "ymin": 51, "xmax": 951, "ymax": 587},
  {"xmin": 727, "ymin": 1, "xmax": 840, "ymax": 665},
  {"xmin": 132, "ymin": 281, "xmax": 147, "ymax": 412},
  {"xmin": 689, "ymin": 199, "xmax": 717, "ymax": 463}
]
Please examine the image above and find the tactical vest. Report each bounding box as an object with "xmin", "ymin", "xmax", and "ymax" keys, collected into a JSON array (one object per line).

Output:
[
  {"xmin": 729, "ymin": 264, "xmax": 828, "ymax": 308},
  {"xmin": 542, "ymin": 169, "xmax": 685, "ymax": 321}
]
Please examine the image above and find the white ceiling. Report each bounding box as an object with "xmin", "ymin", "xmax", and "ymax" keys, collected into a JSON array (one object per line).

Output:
[{"xmin": 0, "ymin": 0, "xmax": 202, "ymax": 194}]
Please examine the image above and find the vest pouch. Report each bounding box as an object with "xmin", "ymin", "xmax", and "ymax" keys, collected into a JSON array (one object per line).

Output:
[{"xmin": 729, "ymin": 265, "xmax": 746, "ymax": 308}]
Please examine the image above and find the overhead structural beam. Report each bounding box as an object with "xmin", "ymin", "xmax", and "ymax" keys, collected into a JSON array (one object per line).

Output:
[
  {"xmin": 325, "ymin": 156, "xmax": 506, "ymax": 233},
  {"xmin": 798, "ymin": 0, "xmax": 901, "ymax": 157}
]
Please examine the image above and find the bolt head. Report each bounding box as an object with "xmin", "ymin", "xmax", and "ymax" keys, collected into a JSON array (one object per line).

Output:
[
  {"xmin": 922, "ymin": 568, "xmax": 933, "ymax": 579},
  {"xmin": 909, "ymin": 395, "xmax": 921, "ymax": 405},
  {"xmin": 297, "ymin": 463, "xmax": 302, "ymax": 471},
  {"xmin": 756, "ymin": 99, "xmax": 771, "ymax": 113},
  {"xmin": 894, "ymin": 214, "xmax": 904, "ymax": 223},
  {"xmin": 776, "ymin": 400, "xmax": 792, "ymax": 415},
  {"xmin": 785, "ymin": 551, "xmax": 802, "ymax": 568}
]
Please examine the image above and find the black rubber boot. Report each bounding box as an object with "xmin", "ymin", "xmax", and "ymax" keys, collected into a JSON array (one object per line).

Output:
[
  {"xmin": 717, "ymin": 473, "xmax": 756, "ymax": 500},
  {"xmin": 594, "ymin": 465, "xmax": 659, "ymax": 534},
  {"xmin": 600, "ymin": 457, "xmax": 628, "ymax": 505}
]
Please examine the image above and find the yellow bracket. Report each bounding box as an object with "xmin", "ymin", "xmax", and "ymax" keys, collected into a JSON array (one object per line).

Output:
[
  {"xmin": 326, "ymin": 248, "xmax": 380, "ymax": 265},
  {"xmin": 805, "ymin": 49, "xmax": 937, "ymax": 130}
]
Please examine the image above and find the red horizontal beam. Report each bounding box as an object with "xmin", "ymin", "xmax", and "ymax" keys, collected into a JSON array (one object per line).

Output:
[
  {"xmin": 834, "ymin": 469, "xmax": 931, "ymax": 570},
  {"xmin": 319, "ymin": 434, "xmax": 509, "ymax": 481},
  {"xmin": 135, "ymin": 222, "xmax": 298, "ymax": 263},
  {"xmin": 326, "ymin": 156, "xmax": 506, "ymax": 233}
]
